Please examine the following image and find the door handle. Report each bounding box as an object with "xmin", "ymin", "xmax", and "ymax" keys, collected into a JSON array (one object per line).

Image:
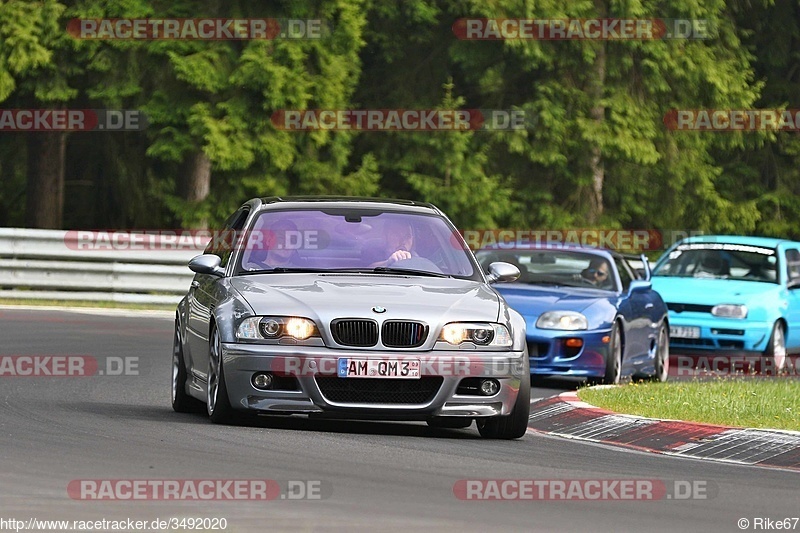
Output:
[{"xmin": 191, "ymin": 281, "xmax": 200, "ymax": 289}]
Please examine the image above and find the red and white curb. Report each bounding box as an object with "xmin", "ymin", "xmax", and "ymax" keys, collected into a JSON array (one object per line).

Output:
[{"xmin": 528, "ymin": 391, "xmax": 800, "ymax": 471}]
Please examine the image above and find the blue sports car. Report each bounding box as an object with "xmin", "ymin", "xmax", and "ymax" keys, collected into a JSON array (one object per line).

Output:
[
  {"xmin": 475, "ymin": 246, "xmax": 669, "ymax": 383},
  {"xmin": 651, "ymin": 235, "xmax": 800, "ymax": 372}
]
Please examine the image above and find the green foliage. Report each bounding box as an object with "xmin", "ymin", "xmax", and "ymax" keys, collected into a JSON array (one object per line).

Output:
[{"xmin": 0, "ymin": 0, "xmax": 798, "ymax": 240}]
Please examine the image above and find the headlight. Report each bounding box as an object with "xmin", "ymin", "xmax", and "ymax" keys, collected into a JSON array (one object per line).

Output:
[
  {"xmin": 536, "ymin": 311, "xmax": 588, "ymax": 331},
  {"xmin": 711, "ymin": 305, "xmax": 748, "ymax": 319},
  {"xmin": 236, "ymin": 316, "xmax": 319, "ymax": 341},
  {"xmin": 438, "ymin": 323, "xmax": 512, "ymax": 347}
]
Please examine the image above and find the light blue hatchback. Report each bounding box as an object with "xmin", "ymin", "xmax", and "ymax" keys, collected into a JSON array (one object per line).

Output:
[{"xmin": 651, "ymin": 235, "xmax": 800, "ymax": 370}]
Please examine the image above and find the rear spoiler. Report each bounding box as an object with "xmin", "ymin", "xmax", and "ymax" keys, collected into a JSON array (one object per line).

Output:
[{"xmin": 621, "ymin": 253, "xmax": 651, "ymax": 281}]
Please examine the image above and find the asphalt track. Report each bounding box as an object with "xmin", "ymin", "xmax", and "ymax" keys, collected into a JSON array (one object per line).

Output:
[{"xmin": 1, "ymin": 307, "xmax": 798, "ymax": 532}]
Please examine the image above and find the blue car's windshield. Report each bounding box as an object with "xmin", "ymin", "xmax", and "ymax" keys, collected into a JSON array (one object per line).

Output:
[
  {"xmin": 653, "ymin": 243, "xmax": 779, "ymax": 283},
  {"xmin": 476, "ymin": 249, "xmax": 619, "ymax": 291},
  {"xmin": 235, "ymin": 209, "xmax": 479, "ymax": 280}
]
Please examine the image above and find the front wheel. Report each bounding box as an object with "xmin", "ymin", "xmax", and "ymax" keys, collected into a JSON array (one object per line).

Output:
[
  {"xmin": 477, "ymin": 371, "xmax": 530, "ymax": 439},
  {"xmin": 172, "ymin": 320, "xmax": 203, "ymax": 413},
  {"xmin": 207, "ymin": 326, "xmax": 236, "ymax": 424},
  {"xmin": 602, "ymin": 321, "xmax": 622, "ymax": 384},
  {"xmin": 651, "ymin": 323, "xmax": 669, "ymax": 382},
  {"xmin": 763, "ymin": 321, "xmax": 787, "ymax": 375}
]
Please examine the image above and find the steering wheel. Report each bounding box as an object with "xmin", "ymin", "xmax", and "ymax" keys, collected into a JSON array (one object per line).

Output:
[{"xmin": 391, "ymin": 257, "xmax": 443, "ymax": 273}]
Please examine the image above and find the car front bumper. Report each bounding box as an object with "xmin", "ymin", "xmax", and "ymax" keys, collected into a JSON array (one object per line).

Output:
[
  {"xmin": 220, "ymin": 343, "xmax": 527, "ymax": 419},
  {"xmin": 528, "ymin": 329, "xmax": 611, "ymax": 378},
  {"xmin": 667, "ymin": 313, "xmax": 770, "ymax": 353}
]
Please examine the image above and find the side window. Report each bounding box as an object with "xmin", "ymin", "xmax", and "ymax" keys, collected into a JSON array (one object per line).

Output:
[
  {"xmin": 614, "ymin": 257, "xmax": 633, "ymax": 291},
  {"xmin": 786, "ymin": 249, "xmax": 800, "ymax": 284},
  {"xmin": 205, "ymin": 207, "xmax": 250, "ymax": 268}
]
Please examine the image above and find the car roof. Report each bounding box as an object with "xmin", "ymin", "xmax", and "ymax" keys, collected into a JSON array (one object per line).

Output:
[
  {"xmin": 253, "ymin": 196, "xmax": 440, "ymax": 214},
  {"xmin": 476, "ymin": 244, "xmax": 627, "ymax": 259},
  {"xmin": 678, "ymin": 235, "xmax": 793, "ymax": 248}
]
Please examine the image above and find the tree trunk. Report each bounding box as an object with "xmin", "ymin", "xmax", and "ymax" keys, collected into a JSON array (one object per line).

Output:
[
  {"xmin": 25, "ymin": 132, "xmax": 66, "ymax": 229},
  {"xmin": 586, "ymin": 0, "xmax": 608, "ymax": 224},
  {"xmin": 181, "ymin": 151, "xmax": 211, "ymax": 229}
]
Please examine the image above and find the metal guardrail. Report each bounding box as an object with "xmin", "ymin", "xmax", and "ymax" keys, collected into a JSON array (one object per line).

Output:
[{"xmin": 0, "ymin": 228, "xmax": 202, "ymax": 305}]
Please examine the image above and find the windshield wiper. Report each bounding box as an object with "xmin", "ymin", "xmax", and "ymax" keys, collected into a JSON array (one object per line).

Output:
[{"xmin": 372, "ymin": 267, "xmax": 450, "ymax": 278}]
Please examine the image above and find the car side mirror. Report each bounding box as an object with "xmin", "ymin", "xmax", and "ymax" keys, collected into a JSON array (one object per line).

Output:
[
  {"xmin": 487, "ymin": 262, "xmax": 520, "ymax": 283},
  {"xmin": 628, "ymin": 279, "xmax": 652, "ymax": 294},
  {"xmin": 189, "ymin": 254, "xmax": 225, "ymax": 277}
]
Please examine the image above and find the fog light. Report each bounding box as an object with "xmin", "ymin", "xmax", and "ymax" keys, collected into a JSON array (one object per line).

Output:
[
  {"xmin": 252, "ymin": 372, "xmax": 273, "ymax": 390},
  {"xmin": 480, "ymin": 379, "xmax": 500, "ymax": 396},
  {"xmin": 565, "ymin": 338, "xmax": 583, "ymax": 348}
]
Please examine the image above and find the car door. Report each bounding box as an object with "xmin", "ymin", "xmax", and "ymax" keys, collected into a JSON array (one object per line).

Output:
[
  {"xmin": 615, "ymin": 256, "xmax": 650, "ymax": 364},
  {"xmin": 185, "ymin": 206, "xmax": 250, "ymax": 380},
  {"xmin": 783, "ymin": 248, "xmax": 800, "ymax": 351}
]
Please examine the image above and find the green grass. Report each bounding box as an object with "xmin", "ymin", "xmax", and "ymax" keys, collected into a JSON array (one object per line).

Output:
[
  {"xmin": 578, "ymin": 379, "xmax": 800, "ymax": 431},
  {"xmin": 0, "ymin": 298, "xmax": 175, "ymax": 312}
]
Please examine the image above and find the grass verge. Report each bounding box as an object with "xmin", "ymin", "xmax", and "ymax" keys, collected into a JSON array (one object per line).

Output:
[
  {"xmin": 578, "ymin": 379, "xmax": 800, "ymax": 431},
  {"xmin": 0, "ymin": 298, "xmax": 175, "ymax": 312}
]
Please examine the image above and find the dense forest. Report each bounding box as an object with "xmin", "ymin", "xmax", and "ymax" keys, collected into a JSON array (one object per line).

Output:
[{"xmin": 1, "ymin": 0, "xmax": 799, "ymax": 240}]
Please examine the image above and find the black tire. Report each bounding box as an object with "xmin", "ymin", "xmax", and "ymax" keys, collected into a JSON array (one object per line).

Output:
[
  {"xmin": 426, "ymin": 417, "xmax": 473, "ymax": 429},
  {"xmin": 477, "ymin": 370, "xmax": 531, "ymax": 439},
  {"xmin": 207, "ymin": 325, "xmax": 237, "ymax": 424},
  {"xmin": 651, "ymin": 322, "xmax": 669, "ymax": 382},
  {"xmin": 763, "ymin": 321, "xmax": 787, "ymax": 375},
  {"xmin": 602, "ymin": 321, "xmax": 622, "ymax": 384},
  {"xmin": 172, "ymin": 320, "xmax": 203, "ymax": 413}
]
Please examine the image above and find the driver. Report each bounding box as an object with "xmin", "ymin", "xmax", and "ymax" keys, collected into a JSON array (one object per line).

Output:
[
  {"xmin": 367, "ymin": 220, "xmax": 416, "ymax": 268},
  {"xmin": 581, "ymin": 257, "xmax": 612, "ymax": 288}
]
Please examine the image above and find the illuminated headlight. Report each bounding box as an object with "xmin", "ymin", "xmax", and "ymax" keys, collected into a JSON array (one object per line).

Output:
[
  {"xmin": 236, "ymin": 316, "xmax": 319, "ymax": 341},
  {"xmin": 536, "ymin": 311, "xmax": 588, "ymax": 331},
  {"xmin": 711, "ymin": 305, "xmax": 748, "ymax": 319},
  {"xmin": 439, "ymin": 323, "xmax": 512, "ymax": 347}
]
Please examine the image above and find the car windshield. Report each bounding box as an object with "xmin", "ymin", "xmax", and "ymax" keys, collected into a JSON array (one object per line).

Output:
[
  {"xmin": 235, "ymin": 208, "xmax": 478, "ymax": 280},
  {"xmin": 475, "ymin": 249, "xmax": 619, "ymax": 291},
  {"xmin": 653, "ymin": 243, "xmax": 779, "ymax": 283}
]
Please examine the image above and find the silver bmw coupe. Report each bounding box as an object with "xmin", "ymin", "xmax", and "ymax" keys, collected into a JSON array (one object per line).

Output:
[{"xmin": 172, "ymin": 197, "xmax": 530, "ymax": 438}]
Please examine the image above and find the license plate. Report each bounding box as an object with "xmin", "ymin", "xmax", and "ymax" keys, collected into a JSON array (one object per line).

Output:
[
  {"xmin": 670, "ymin": 326, "xmax": 701, "ymax": 339},
  {"xmin": 337, "ymin": 358, "xmax": 420, "ymax": 379}
]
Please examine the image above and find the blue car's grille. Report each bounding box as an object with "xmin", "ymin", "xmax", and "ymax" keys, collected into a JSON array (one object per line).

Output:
[
  {"xmin": 667, "ymin": 303, "xmax": 714, "ymax": 314},
  {"xmin": 382, "ymin": 321, "xmax": 428, "ymax": 348},
  {"xmin": 671, "ymin": 338, "xmax": 714, "ymax": 347},
  {"xmin": 315, "ymin": 377, "xmax": 443, "ymax": 404}
]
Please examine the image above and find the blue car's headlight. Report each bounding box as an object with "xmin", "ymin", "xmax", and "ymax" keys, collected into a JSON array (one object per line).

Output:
[
  {"xmin": 536, "ymin": 311, "xmax": 588, "ymax": 331},
  {"xmin": 711, "ymin": 305, "xmax": 748, "ymax": 319},
  {"xmin": 237, "ymin": 316, "xmax": 320, "ymax": 341},
  {"xmin": 438, "ymin": 323, "xmax": 512, "ymax": 347}
]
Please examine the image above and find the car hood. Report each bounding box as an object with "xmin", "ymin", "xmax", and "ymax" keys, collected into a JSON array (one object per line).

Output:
[
  {"xmin": 494, "ymin": 284, "xmax": 615, "ymax": 315},
  {"xmin": 650, "ymin": 277, "xmax": 780, "ymax": 305},
  {"xmin": 230, "ymin": 273, "xmax": 501, "ymax": 324}
]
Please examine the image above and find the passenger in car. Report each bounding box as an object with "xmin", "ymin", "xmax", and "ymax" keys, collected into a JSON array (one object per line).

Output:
[{"xmin": 243, "ymin": 219, "xmax": 307, "ymax": 270}]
